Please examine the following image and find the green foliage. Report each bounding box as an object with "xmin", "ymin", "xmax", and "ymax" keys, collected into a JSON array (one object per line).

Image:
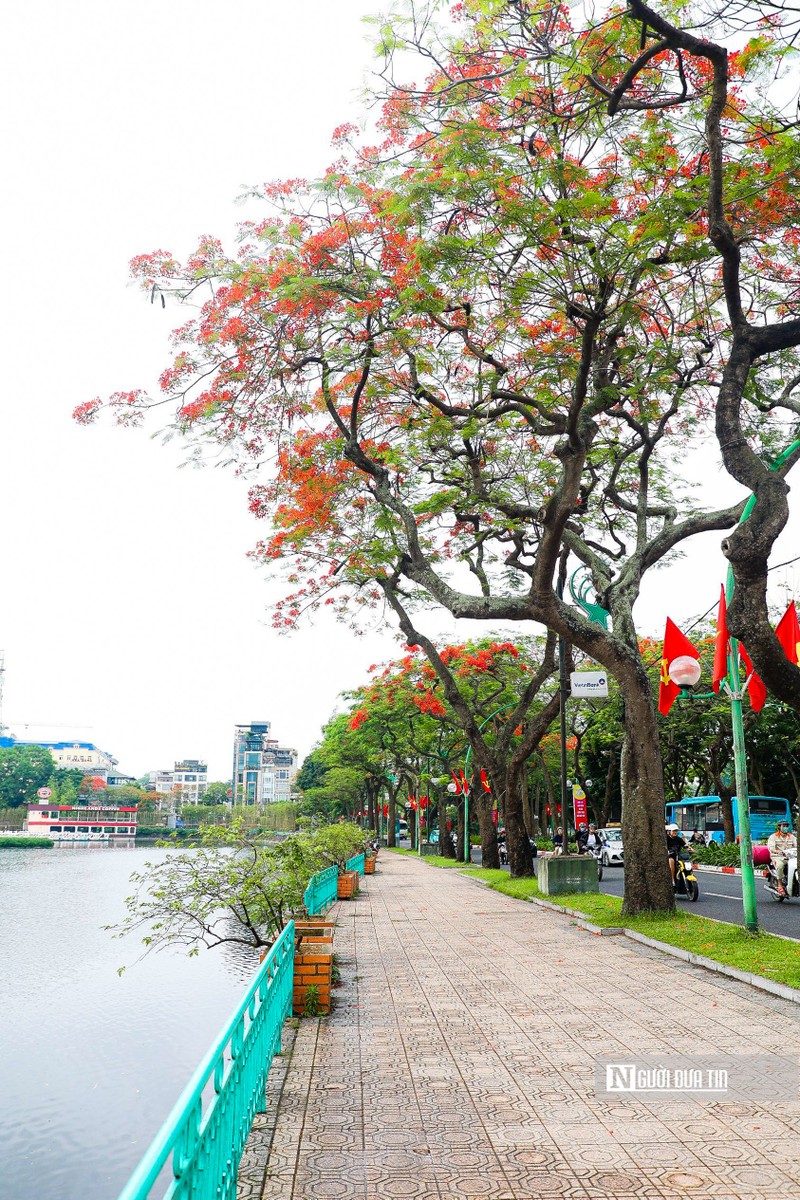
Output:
[
  {"xmin": 311, "ymin": 821, "xmax": 369, "ymax": 870},
  {"xmin": 690, "ymin": 843, "xmax": 747, "ymax": 867},
  {"xmin": 0, "ymin": 745, "xmax": 55, "ymax": 807},
  {"xmin": 0, "ymin": 836, "xmax": 53, "ymax": 848},
  {"xmin": 111, "ymin": 819, "xmax": 370, "ymax": 965},
  {"xmin": 204, "ymin": 780, "xmax": 232, "ymax": 805},
  {"xmin": 302, "ymin": 984, "xmax": 321, "ymax": 1018}
]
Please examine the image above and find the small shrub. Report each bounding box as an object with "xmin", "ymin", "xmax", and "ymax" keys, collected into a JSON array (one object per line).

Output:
[
  {"xmin": 331, "ymin": 954, "xmax": 341, "ymax": 986},
  {"xmin": 303, "ymin": 984, "xmax": 320, "ymax": 1017},
  {"xmin": 690, "ymin": 842, "xmax": 746, "ymax": 867}
]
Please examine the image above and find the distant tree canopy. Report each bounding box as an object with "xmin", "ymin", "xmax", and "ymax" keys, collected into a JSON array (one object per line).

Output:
[{"xmin": 0, "ymin": 745, "xmax": 55, "ymax": 807}]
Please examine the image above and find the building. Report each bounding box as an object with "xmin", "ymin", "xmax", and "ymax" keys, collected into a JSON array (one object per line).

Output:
[
  {"xmin": 147, "ymin": 760, "xmax": 209, "ymax": 805},
  {"xmin": 0, "ymin": 737, "xmax": 121, "ymax": 784},
  {"xmin": 232, "ymin": 721, "xmax": 297, "ymax": 806}
]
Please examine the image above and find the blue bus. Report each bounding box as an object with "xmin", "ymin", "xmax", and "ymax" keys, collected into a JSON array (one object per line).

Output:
[{"xmin": 665, "ymin": 795, "xmax": 792, "ymax": 844}]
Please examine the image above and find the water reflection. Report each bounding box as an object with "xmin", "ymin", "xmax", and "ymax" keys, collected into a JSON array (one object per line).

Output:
[{"xmin": 0, "ymin": 846, "xmax": 259, "ymax": 1200}]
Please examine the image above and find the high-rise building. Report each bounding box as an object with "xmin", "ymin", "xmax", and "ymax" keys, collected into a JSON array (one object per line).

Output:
[{"xmin": 232, "ymin": 721, "xmax": 297, "ymax": 805}]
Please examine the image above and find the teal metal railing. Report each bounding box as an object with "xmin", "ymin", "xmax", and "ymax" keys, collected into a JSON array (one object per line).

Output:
[
  {"xmin": 345, "ymin": 852, "xmax": 365, "ymax": 876},
  {"xmin": 303, "ymin": 865, "xmax": 339, "ymax": 915},
  {"xmin": 117, "ymin": 920, "xmax": 295, "ymax": 1200}
]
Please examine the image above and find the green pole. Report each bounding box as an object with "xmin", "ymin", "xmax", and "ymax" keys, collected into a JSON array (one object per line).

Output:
[
  {"xmin": 723, "ymin": 437, "xmax": 800, "ymax": 933},
  {"xmin": 464, "ymin": 746, "xmax": 471, "ymax": 864},
  {"xmin": 725, "ymin": 571, "xmax": 758, "ymax": 932}
]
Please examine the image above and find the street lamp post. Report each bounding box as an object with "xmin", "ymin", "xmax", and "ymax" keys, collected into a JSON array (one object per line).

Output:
[{"xmin": 668, "ymin": 647, "xmax": 759, "ymax": 932}]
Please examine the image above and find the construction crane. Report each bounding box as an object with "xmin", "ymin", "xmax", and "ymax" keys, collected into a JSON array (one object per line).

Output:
[{"xmin": 0, "ymin": 654, "xmax": 92, "ymax": 736}]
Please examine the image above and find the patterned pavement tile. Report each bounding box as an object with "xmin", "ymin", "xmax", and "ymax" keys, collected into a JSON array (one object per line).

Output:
[{"xmin": 240, "ymin": 854, "xmax": 800, "ymax": 1200}]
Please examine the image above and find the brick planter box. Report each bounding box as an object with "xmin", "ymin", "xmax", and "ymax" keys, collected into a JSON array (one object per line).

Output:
[
  {"xmin": 292, "ymin": 942, "xmax": 333, "ymax": 1015},
  {"xmin": 292, "ymin": 919, "xmax": 335, "ymax": 1016},
  {"xmin": 364, "ymin": 856, "xmax": 376, "ymax": 875},
  {"xmin": 337, "ymin": 870, "xmax": 360, "ymax": 899},
  {"xmin": 294, "ymin": 919, "xmax": 335, "ymax": 944}
]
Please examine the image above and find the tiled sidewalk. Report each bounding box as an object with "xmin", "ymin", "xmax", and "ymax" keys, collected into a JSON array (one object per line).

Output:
[{"xmin": 239, "ymin": 853, "xmax": 800, "ymax": 1200}]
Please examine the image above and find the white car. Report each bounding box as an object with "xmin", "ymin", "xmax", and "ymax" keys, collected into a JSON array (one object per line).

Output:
[{"xmin": 599, "ymin": 828, "xmax": 624, "ymax": 866}]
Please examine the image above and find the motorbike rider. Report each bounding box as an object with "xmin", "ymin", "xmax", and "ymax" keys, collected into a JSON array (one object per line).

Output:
[
  {"xmin": 586, "ymin": 824, "xmax": 605, "ymax": 853},
  {"xmin": 767, "ymin": 820, "xmax": 797, "ymax": 897},
  {"xmin": 576, "ymin": 823, "xmax": 589, "ymax": 853},
  {"xmin": 666, "ymin": 823, "xmax": 687, "ymax": 884}
]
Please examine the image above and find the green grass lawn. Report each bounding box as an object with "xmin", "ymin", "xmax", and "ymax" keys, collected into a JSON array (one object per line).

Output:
[{"xmin": 392, "ymin": 856, "xmax": 800, "ymax": 991}]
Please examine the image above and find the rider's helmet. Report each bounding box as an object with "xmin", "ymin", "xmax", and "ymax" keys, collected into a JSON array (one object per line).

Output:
[
  {"xmin": 777, "ymin": 820, "xmax": 790, "ymax": 830},
  {"xmin": 666, "ymin": 823, "xmax": 679, "ymax": 832},
  {"xmin": 578, "ymin": 822, "xmax": 587, "ymax": 830},
  {"xmin": 589, "ymin": 823, "xmax": 596, "ymax": 829}
]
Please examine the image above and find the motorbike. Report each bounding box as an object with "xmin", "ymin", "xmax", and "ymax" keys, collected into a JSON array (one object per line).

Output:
[
  {"xmin": 763, "ymin": 852, "xmax": 800, "ymax": 902},
  {"xmin": 673, "ymin": 851, "xmax": 699, "ymax": 901},
  {"xmin": 588, "ymin": 843, "xmax": 604, "ymax": 882}
]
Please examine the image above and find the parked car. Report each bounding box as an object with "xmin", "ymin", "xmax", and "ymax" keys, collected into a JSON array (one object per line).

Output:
[{"xmin": 598, "ymin": 827, "xmax": 624, "ymax": 866}]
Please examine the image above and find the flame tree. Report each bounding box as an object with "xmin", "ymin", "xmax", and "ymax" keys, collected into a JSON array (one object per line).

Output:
[{"xmin": 78, "ymin": 1, "xmax": 800, "ymax": 911}]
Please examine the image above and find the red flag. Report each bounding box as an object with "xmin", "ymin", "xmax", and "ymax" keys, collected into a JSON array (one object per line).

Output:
[
  {"xmin": 712, "ymin": 585, "xmax": 729, "ymax": 693},
  {"xmin": 659, "ymin": 618, "xmax": 700, "ymax": 715},
  {"xmin": 459, "ymin": 770, "xmax": 470, "ymax": 794},
  {"xmin": 776, "ymin": 601, "xmax": 800, "ymax": 665},
  {"xmin": 739, "ymin": 644, "xmax": 767, "ymax": 713},
  {"xmin": 451, "ymin": 770, "xmax": 462, "ymax": 795},
  {"xmin": 479, "ymin": 769, "xmax": 491, "ymax": 794},
  {"xmin": 492, "ymin": 807, "xmax": 498, "ymax": 826}
]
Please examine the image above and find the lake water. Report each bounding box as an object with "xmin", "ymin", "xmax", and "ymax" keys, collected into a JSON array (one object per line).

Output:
[{"xmin": 0, "ymin": 845, "xmax": 260, "ymax": 1200}]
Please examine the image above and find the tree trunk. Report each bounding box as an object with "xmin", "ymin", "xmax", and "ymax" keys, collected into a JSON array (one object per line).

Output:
[
  {"xmin": 438, "ymin": 795, "xmax": 455, "ymax": 858},
  {"xmin": 619, "ymin": 673, "xmax": 676, "ymax": 915},
  {"xmin": 505, "ymin": 760, "xmax": 534, "ymax": 877},
  {"xmin": 522, "ymin": 766, "xmax": 534, "ymax": 837},
  {"xmin": 456, "ymin": 797, "xmax": 465, "ymax": 861},
  {"xmin": 721, "ymin": 791, "xmax": 735, "ymax": 843},
  {"xmin": 476, "ymin": 791, "xmax": 500, "ymax": 869},
  {"xmin": 387, "ymin": 798, "xmax": 396, "ymax": 848}
]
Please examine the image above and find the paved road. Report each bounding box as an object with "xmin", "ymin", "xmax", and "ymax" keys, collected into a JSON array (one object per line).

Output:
[
  {"xmin": 599, "ymin": 864, "xmax": 800, "ymax": 940},
  {"xmin": 469, "ymin": 847, "xmax": 800, "ymax": 940},
  {"xmin": 239, "ymin": 852, "xmax": 800, "ymax": 1200}
]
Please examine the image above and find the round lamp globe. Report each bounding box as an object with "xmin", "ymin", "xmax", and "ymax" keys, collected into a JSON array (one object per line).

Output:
[{"xmin": 668, "ymin": 655, "xmax": 701, "ymax": 688}]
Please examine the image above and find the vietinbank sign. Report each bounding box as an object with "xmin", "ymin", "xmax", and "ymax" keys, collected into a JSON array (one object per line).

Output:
[{"xmin": 570, "ymin": 670, "xmax": 609, "ymax": 698}]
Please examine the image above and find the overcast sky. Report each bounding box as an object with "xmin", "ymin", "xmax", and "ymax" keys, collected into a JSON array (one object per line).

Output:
[{"xmin": 2, "ymin": 2, "xmax": 798, "ymax": 783}]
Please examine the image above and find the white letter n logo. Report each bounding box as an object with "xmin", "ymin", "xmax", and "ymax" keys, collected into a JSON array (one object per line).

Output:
[{"xmin": 606, "ymin": 1064, "xmax": 635, "ymax": 1091}]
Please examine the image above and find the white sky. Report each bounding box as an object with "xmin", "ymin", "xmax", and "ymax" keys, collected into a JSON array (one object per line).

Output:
[{"xmin": 1, "ymin": 2, "xmax": 798, "ymax": 782}]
